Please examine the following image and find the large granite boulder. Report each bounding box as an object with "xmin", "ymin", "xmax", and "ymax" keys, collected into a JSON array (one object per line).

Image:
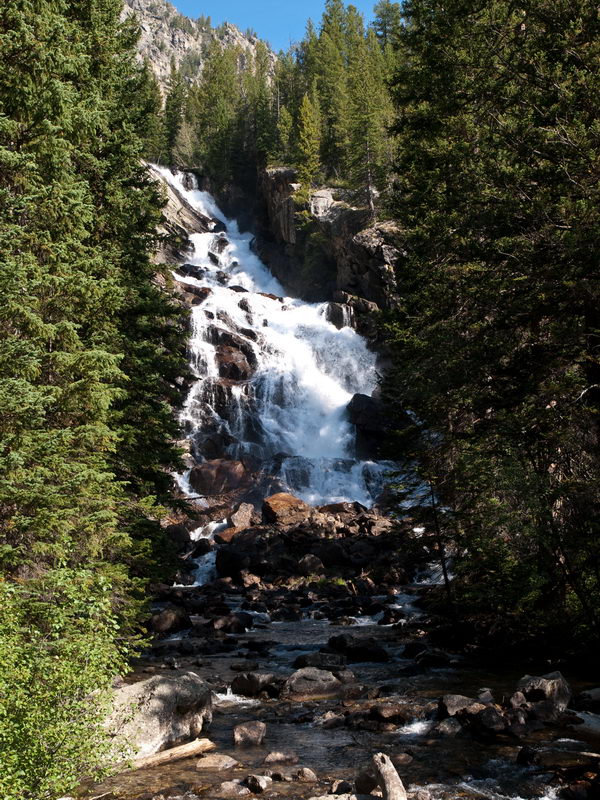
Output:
[{"xmin": 107, "ymin": 672, "xmax": 213, "ymax": 760}]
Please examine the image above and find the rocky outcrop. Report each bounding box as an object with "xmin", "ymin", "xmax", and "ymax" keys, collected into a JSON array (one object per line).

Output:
[
  {"xmin": 255, "ymin": 169, "xmax": 403, "ymax": 311},
  {"xmin": 147, "ymin": 164, "xmax": 213, "ymax": 264},
  {"xmin": 123, "ymin": 0, "xmax": 275, "ymax": 95},
  {"xmin": 107, "ymin": 672, "xmax": 213, "ymax": 760}
]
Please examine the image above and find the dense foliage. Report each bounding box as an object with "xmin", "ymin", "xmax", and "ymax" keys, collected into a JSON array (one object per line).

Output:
[
  {"xmin": 0, "ymin": 0, "xmax": 187, "ymax": 795},
  {"xmin": 154, "ymin": 0, "xmax": 399, "ymax": 208},
  {"xmin": 383, "ymin": 0, "xmax": 600, "ymax": 641}
]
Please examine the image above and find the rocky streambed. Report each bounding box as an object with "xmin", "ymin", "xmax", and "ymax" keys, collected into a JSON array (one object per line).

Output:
[
  {"xmin": 86, "ymin": 490, "xmax": 600, "ymax": 800},
  {"xmin": 83, "ymin": 169, "xmax": 600, "ymax": 800}
]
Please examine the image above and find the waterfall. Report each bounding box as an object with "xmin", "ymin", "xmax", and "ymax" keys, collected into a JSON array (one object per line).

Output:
[{"xmin": 156, "ymin": 166, "xmax": 391, "ymax": 509}]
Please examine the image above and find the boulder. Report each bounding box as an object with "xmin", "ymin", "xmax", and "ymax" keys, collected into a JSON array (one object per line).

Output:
[
  {"xmin": 282, "ymin": 668, "xmax": 343, "ymax": 701},
  {"xmin": 246, "ymin": 775, "xmax": 273, "ymax": 793},
  {"xmin": 150, "ymin": 604, "xmax": 191, "ymax": 635},
  {"xmin": 326, "ymin": 302, "xmax": 355, "ymax": 331},
  {"xmin": 298, "ymin": 554, "xmax": 325, "ymax": 576},
  {"xmin": 219, "ymin": 782, "xmax": 251, "ymax": 797},
  {"xmin": 262, "ymin": 492, "xmax": 311, "ymax": 526},
  {"xmin": 229, "ymin": 502, "xmax": 256, "ymax": 530},
  {"xmin": 328, "ymin": 634, "xmax": 390, "ymax": 663},
  {"xmin": 189, "ymin": 460, "xmax": 249, "ymax": 496},
  {"xmin": 263, "ymin": 751, "xmax": 299, "ymax": 765},
  {"xmin": 231, "ymin": 672, "xmax": 283, "ymax": 698},
  {"xmin": 234, "ymin": 721, "xmax": 267, "ymax": 747},
  {"xmin": 107, "ymin": 672, "xmax": 213, "ymax": 760},
  {"xmin": 297, "ymin": 767, "xmax": 319, "ymax": 782},
  {"xmin": 516, "ymin": 672, "xmax": 571, "ymax": 718},
  {"xmin": 439, "ymin": 694, "xmax": 479, "ymax": 718},
  {"xmin": 216, "ymin": 345, "xmax": 254, "ymax": 381}
]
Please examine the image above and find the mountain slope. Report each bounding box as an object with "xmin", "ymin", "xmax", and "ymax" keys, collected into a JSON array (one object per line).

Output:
[{"xmin": 123, "ymin": 0, "xmax": 273, "ymax": 92}]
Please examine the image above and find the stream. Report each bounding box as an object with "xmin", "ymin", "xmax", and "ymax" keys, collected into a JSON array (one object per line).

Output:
[{"xmin": 85, "ymin": 170, "xmax": 600, "ymax": 800}]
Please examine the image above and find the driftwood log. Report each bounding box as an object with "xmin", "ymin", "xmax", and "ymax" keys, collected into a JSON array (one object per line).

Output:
[
  {"xmin": 372, "ymin": 753, "xmax": 407, "ymax": 800},
  {"xmin": 130, "ymin": 738, "xmax": 216, "ymax": 771}
]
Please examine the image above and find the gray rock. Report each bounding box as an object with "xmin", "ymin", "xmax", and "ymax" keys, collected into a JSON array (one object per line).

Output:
[
  {"xmin": 246, "ymin": 775, "xmax": 273, "ymax": 793},
  {"xmin": 435, "ymin": 717, "xmax": 463, "ymax": 737},
  {"xmin": 263, "ymin": 751, "xmax": 299, "ymax": 765},
  {"xmin": 219, "ymin": 781, "xmax": 251, "ymax": 797},
  {"xmin": 107, "ymin": 672, "xmax": 212, "ymax": 760},
  {"xmin": 517, "ymin": 671, "xmax": 571, "ymax": 717},
  {"xmin": 282, "ymin": 667, "xmax": 343, "ymax": 701},
  {"xmin": 234, "ymin": 721, "xmax": 267, "ymax": 747},
  {"xmin": 231, "ymin": 672, "xmax": 282, "ymax": 698},
  {"xmin": 296, "ymin": 767, "xmax": 318, "ymax": 782},
  {"xmin": 197, "ymin": 753, "xmax": 240, "ymax": 770},
  {"xmin": 229, "ymin": 502, "xmax": 256, "ymax": 530},
  {"xmin": 438, "ymin": 694, "xmax": 478, "ymax": 718}
]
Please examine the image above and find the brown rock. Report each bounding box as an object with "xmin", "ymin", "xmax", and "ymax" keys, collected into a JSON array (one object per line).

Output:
[
  {"xmin": 189, "ymin": 460, "xmax": 249, "ymax": 496},
  {"xmin": 233, "ymin": 721, "xmax": 267, "ymax": 747},
  {"xmin": 262, "ymin": 492, "xmax": 311, "ymax": 526}
]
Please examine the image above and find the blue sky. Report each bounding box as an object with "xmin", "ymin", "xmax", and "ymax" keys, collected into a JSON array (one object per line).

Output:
[{"xmin": 170, "ymin": 1, "xmax": 377, "ymax": 51}]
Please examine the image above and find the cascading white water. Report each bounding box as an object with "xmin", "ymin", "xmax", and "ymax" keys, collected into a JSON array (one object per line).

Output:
[{"xmin": 156, "ymin": 166, "xmax": 392, "ymax": 512}]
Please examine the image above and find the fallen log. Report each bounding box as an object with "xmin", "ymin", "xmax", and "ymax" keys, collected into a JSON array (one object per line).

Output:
[
  {"xmin": 130, "ymin": 738, "xmax": 216, "ymax": 771},
  {"xmin": 372, "ymin": 752, "xmax": 407, "ymax": 800}
]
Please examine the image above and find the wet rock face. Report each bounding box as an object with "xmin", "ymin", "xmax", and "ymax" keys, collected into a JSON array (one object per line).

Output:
[
  {"xmin": 256, "ymin": 168, "xmax": 403, "ymax": 308},
  {"xmin": 189, "ymin": 460, "xmax": 250, "ymax": 496}
]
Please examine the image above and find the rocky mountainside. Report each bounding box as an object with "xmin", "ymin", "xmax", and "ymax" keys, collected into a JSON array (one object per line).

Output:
[{"xmin": 122, "ymin": 0, "xmax": 274, "ymax": 92}]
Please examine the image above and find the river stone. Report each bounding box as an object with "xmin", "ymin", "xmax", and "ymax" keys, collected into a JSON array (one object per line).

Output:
[
  {"xmin": 263, "ymin": 751, "xmax": 299, "ymax": 765},
  {"xmin": 246, "ymin": 775, "xmax": 273, "ymax": 793},
  {"xmin": 435, "ymin": 717, "xmax": 463, "ymax": 737},
  {"xmin": 218, "ymin": 781, "xmax": 251, "ymax": 797},
  {"xmin": 149, "ymin": 603, "xmax": 191, "ymax": 634},
  {"xmin": 282, "ymin": 667, "xmax": 343, "ymax": 701},
  {"xmin": 517, "ymin": 671, "xmax": 571, "ymax": 716},
  {"xmin": 107, "ymin": 672, "xmax": 212, "ymax": 760},
  {"xmin": 229, "ymin": 502, "xmax": 255, "ymax": 530},
  {"xmin": 197, "ymin": 753, "xmax": 240, "ymax": 770},
  {"xmin": 234, "ymin": 721, "xmax": 267, "ymax": 747},
  {"xmin": 296, "ymin": 767, "xmax": 318, "ymax": 782},
  {"xmin": 438, "ymin": 694, "xmax": 478, "ymax": 718},
  {"xmin": 231, "ymin": 672, "xmax": 283, "ymax": 698}
]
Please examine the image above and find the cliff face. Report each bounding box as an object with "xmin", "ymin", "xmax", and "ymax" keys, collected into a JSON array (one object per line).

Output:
[
  {"xmin": 254, "ymin": 169, "xmax": 402, "ymax": 313},
  {"xmin": 123, "ymin": 0, "xmax": 274, "ymax": 93}
]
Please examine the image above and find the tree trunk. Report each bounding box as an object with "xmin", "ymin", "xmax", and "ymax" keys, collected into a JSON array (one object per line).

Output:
[{"xmin": 128, "ymin": 738, "xmax": 216, "ymax": 772}]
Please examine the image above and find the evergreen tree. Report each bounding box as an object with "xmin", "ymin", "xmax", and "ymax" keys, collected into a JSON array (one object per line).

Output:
[
  {"xmin": 384, "ymin": 0, "xmax": 600, "ymax": 637},
  {"xmin": 347, "ymin": 27, "xmax": 392, "ymax": 213},
  {"xmin": 372, "ymin": 0, "xmax": 401, "ymax": 48},
  {"xmin": 0, "ymin": 0, "xmax": 187, "ymax": 792},
  {"xmin": 164, "ymin": 60, "xmax": 187, "ymax": 162},
  {"xmin": 296, "ymin": 90, "xmax": 322, "ymax": 200}
]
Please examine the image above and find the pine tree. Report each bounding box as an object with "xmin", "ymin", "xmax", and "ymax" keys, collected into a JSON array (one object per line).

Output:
[
  {"xmin": 164, "ymin": 60, "xmax": 187, "ymax": 162},
  {"xmin": 347, "ymin": 27, "xmax": 392, "ymax": 213},
  {"xmin": 372, "ymin": 0, "xmax": 401, "ymax": 48},
  {"xmin": 384, "ymin": 0, "xmax": 600, "ymax": 636},
  {"xmin": 296, "ymin": 90, "xmax": 322, "ymax": 201}
]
